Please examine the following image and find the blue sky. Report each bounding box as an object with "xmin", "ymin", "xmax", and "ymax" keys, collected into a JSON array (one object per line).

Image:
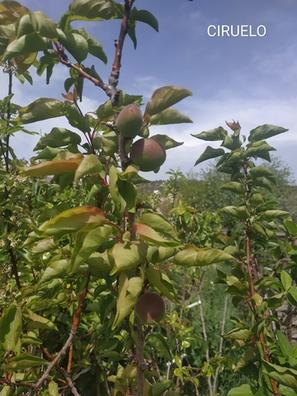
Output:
[{"xmin": 5, "ymin": 0, "xmax": 297, "ymax": 179}]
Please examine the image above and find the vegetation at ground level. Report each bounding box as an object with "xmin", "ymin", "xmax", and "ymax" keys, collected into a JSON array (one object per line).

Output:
[{"xmin": 1, "ymin": 1, "xmax": 297, "ymax": 395}]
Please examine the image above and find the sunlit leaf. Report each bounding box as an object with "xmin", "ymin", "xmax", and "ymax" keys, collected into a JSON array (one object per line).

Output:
[
  {"xmin": 18, "ymin": 98, "xmax": 65, "ymax": 124},
  {"xmin": 40, "ymin": 259, "xmax": 70, "ymax": 283},
  {"xmin": 192, "ymin": 127, "xmax": 227, "ymax": 141},
  {"xmin": 113, "ymin": 273, "xmax": 143, "ymax": 328},
  {"xmin": 134, "ymin": 223, "xmax": 179, "ymax": 247},
  {"xmin": 70, "ymin": 225, "xmax": 114, "ymax": 273},
  {"xmin": 0, "ymin": 304, "xmax": 22, "ymax": 352},
  {"xmin": 145, "ymin": 86, "xmax": 192, "ymax": 116},
  {"xmin": 39, "ymin": 206, "xmax": 105, "ymax": 235},
  {"xmin": 249, "ymin": 124, "xmax": 288, "ymax": 142},
  {"xmin": 24, "ymin": 157, "xmax": 82, "ymax": 177},
  {"xmin": 5, "ymin": 354, "xmax": 47, "ymax": 370},
  {"xmin": 174, "ymin": 246, "xmax": 234, "ymax": 267},
  {"xmin": 109, "ymin": 242, "xmax": 144, "ymax": 275},
  {"xmin": 74, "ymin": 154, "xmax": 104, "ymax": 182}
]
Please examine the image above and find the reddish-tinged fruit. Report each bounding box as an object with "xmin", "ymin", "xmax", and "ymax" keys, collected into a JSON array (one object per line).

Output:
[
  {"xmin": 130, "ymin": 138, "xmax": 166, "ymax": 172},
  {"xmin": 115, "ymin": 104, "xmax": 143, "ymax": 138},
  {"xmin": 135, "ymin": 292, "xmax": 165, "ymax": 323}
]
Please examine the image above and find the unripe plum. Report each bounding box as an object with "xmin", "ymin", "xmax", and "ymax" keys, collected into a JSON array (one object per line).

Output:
[
  {"xmin": 115, "ymin": 104, "xmax": 143, "ymax": 138},
  {"xmin": 135, "ymin": 292, "xmax": 165, "ymax": 323},
  {"xmin": 130, "ymin": 138, "xmax": 166, "ymax": 172}
]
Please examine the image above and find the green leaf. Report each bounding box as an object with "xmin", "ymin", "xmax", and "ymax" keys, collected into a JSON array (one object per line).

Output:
[
  {"xmin": 57, "ymin": 29, "xmax": 88, "ymax": 63},
  {"xmin": 281, "ymin": 271, "xmax": 292, "ymax": 292},
  {"xmin": 134, "ymin": 9, "xmax": 159, "ymax": 32},
  {"xmin": 146, "ymin": 265, "xmax": 176, "ymax": 300},
  {"xmin": 249, "ymin": 166, "xmax": 276, "ymax": 183},
  {"xmin": 118, "ymin": 179, "xmax": 137, "ymax": 213},
  {"xmin": 288, "ymin": 287, "xmax": 297, "ymax": 306},
  {"xmin": 245, "ymin": 141, "xmax": 275, "ymax": 161},
  {"xmin": 17, "ymin": 12, "xmax": 57, "ymax": 39},
  {"xmin": 70, "ymin": 225, "xmax": 114, "ymax": 273},
  {"xmin": 263, "ymin": 361, "xmax": 297, "ymax": 390},
  {"xmin": 192, "ymin": 127, "xmax": 227, "ymax": 141},
  {"xmin": 40, "ymin": 259, "xmax": 70, "ymax": 283},
  {"xmin": 113, "ymin": 273, "xmax": 143, "ymax": 328},
  {"xmin": 0, "ymin": 1, "xmax": 29, "ymax": 25},
  {"xmin": 87, "ymin": 251, "xmax": 111, "ymax": 277},
  {"xmin": 227, "ymin": 384, "xmax": 253, "ymax": 396},
  {"xmin": 48, "ymin": 381, "xmax": 59, "ymax": 396},
  {"xmin": 76, "ymin": 28, "xmax": 107, "ymax": 63},
  {"xmin": 39, "ymin": 206, "xmax": 105, "ymax": 235},
  {"xmin": 221, "ymin": 181, "xmax": 242, "ymax": 194},
  {"xmin": 109, "ymin": 165, "xmax": 125, "ymax": 213},
  {"xmin": 224, "ymin": 328, "xmax": 251, "ymax": 341},
  {"xmin": 284, "ymin": 220, "xmax": 297, "ymax": 237},
  {"xmin": 221, "ymin": 206, "xmax": 247, "ymax": 219},
  {"xmin": 260, "ymin": 210, "xmax": 288, "ymax": 221},
  {"xmin": 151, "ymin": 134, "xmax": 183, "ymax": 150},
  {"xmin": 4, "ymin": 354, "xmax": 47, "ymax": 370},
  {"xmin": 150, "ymin": 108, "xmax": 192, "ymax": 125},
  {"xmin": 134, "ymin": 223, "xmax": 179, "ymax": 247},
  {"xmin": 195, "ymin": 146, "xmax": 225, "ymax": 166},
  {"xmin": 3, "ymin": 32, "xmax": 49, "ymax": 61},
  {"xmin": 68, "ymin": 0, "xmax": 121, "ymax": 22},
  {"xmin": 34, "ymin": 127, "xmax": 81, "ymax": 150},
  {"xmin": 145, "ymin": 86, "xmax": 192, "ymax": 116},
  {"xmin": 109, "ymin": 242, "xmax": 144, "ymax": 275},
  {"xmin": 147, "ymin": 334, "xmax": 171, "ymax": 361},
  {"xmin": 18, "ymin": 98, "xmax": 65, "ymax": 124},
  {"xmin": 277, "ymin": 331, "xmax": 293, "ymax": 360},
  {"xmin": 0, "ymin": 304, "xmax": 22, "ymax": 352},
  {"xmin": 139, "ymin": 212, "xmax": 177, "ymax": 239},
  {"xmin": 24, "ymin": 157, "xmax": 82, "ymax": 177},
  {"xmin": 23, "ymin": 309, "xmax": 57, "ymax": 331},
  {"xmin": 64, "ymin": 103, "xmax": 91, "ymax": 132},
  {"xmin": 0, "ymin": 385, "xmax": 11, "ymax": 396},
  {"xmin": 249, "ymin": 124, "xmax": 288, "ymax": 142},
  {"xmin": 74, "ymin": 154, "xmax": 103, "ymax": 182},
  {"xmin": 174, "ymin": 246, "xmax": 234, "ymax": 267},
  {"xmin": 128, "ymin": 20, "xmax": 137, "ymax": 48},
  {"xmin": 279, "ymin": 385, "xmax": 297, "ymax": 396},
  {"xmin": 221, "ymin": 134, "xmax": 241, "ymax": 150}
]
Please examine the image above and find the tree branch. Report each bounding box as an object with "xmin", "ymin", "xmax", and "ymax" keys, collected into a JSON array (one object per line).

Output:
[
  {"xmin": 108, "ymin": 0, "xmax": 135, "ymax": 104},
  {"xmin": 43, "ymin": 348, "xmax": 81, "ymax": 396}
]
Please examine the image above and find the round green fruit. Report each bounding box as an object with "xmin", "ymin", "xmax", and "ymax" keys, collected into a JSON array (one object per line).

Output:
[
  {"xmin": 135, "ymin": 292, "xmax": 165, "ymax": 323},
  {"xmin": 130, "ymin": 138, "xmax": 166, "ymax": 172},
  {"xmin": 115, "ymin": 104, "xmax": 143, "ymax": 138}
]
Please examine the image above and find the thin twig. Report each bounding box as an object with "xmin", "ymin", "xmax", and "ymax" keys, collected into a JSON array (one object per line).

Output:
[
  {"xmin": 213, "ymin": 294, "xmax": 228, "ymax": 394},
  {"xmin": 197, "ymin": 288, "xmax": 213, "ymax": 396},
  {"xmin": 42, "ymin": 348, "xmax": 81, "ymax": 396},
  {"xmin": 67, "ymin": 343, "xmax": 74, "ymax": 374},
  {"xmin": 54, "ymin": 42, "xmax": 111, "ymax": 97},
  {"xmin": 60, "ymin": 367, "xmax": 81, "ymax": 396},
  {"xmin": 135, "ymin": 317, "xmax": 145, "ymax": 396},
  {"xmin": 27, "ymin": 275, "xmax": 90, "ymax": 395}
]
